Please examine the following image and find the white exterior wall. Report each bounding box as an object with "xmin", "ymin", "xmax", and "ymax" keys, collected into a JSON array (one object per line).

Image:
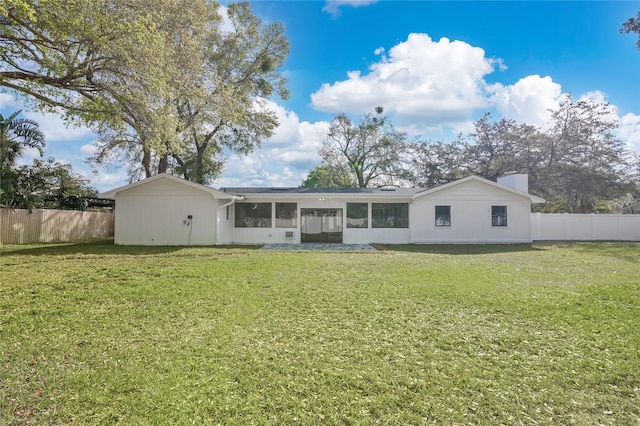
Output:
[
  {"xmin": 114, "ymin": 178, "xmax": 218, "ymax": 245},
  {"xmin": 230, "ymin": 196, "xmax": 412, "ymax": 244},
  {"xmin": 531, "ymin": 213, "xmax": 640, "ymax": 241},
  {"xmin": 349, "ymin": 228, "xmax": 410, "ymax": 244},
  {"xmin": 410, "ymin": 179, "xmax": 534, "ymax": 243},
  {"xmin": 216, "ymin": 200, "xmax": 234, "ymax": 244}
]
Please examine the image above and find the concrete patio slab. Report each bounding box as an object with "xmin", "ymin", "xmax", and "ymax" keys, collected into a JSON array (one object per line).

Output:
[{"xmin": 261, "ymin": 243, "xmax": 378, "ymax": 252}]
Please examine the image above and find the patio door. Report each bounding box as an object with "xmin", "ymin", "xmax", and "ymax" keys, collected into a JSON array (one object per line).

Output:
[{"xmin": 301, "ymin": 209, "xmax": 343, "ymax": 243}]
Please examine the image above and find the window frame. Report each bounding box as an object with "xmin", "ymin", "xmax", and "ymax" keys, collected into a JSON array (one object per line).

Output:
[
  {"xmin": 346, "ymin": 202, "xmax": 368, "ymax": 228},
  {"xmin": 491, "ymin": 205, "xmax": 508, "ymax": 227},
  {"xmin": 275, "ymin": 202, "xmax": 297, "ymax": 228},
  {"xmin": 435, "ymin": 205, "xmax": 451, "ymax": 227},
  {"xmin": 234, "ymin": 202, "xmax": 273, "ymax": 228},
  {"xmin": 371, "ymin": 203, "xmax": 409, "ymax": 229}
]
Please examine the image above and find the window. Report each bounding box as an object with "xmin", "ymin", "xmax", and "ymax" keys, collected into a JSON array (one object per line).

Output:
[
  {"xmin": 346, "ymin": 203, "xmax": 368, "ymax": 228},
  {"xmin": 226, "ymin": 205, "xmax": 230, "ymax": 221},
  {"xmin": 435, "ymin": 205, "xmax": 451, "ymax": 227},
  {"xmin": 372, "ymin": 203, "xmax": 409, "ymax": 228},
  {"xmin": 492, "ymin": 206, "xmax": 507, "ymax": 227},
  {"xmin": 275, "ymin": 203, "xmax": 297, "ymax": 228},
  {"xmin": 235, "ymin": 203, "xmax": 272, "ymax": 228}
]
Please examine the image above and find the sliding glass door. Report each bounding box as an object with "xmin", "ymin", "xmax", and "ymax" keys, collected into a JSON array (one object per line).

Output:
[{"xmin": 300, "ymin": 209, "xmax": 343, "ymax": 243}]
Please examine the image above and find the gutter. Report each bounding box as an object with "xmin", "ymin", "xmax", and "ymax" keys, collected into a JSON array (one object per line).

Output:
[{"xmin": 218, "ymin": 195, "xmax": 244, "ymax": 209}]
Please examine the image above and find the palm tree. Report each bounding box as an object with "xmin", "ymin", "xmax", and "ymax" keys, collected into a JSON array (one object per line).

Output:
[
  {"xmin": 1, "ymin": 110, "xmax": 46, "ymax": 207},
  {"xmin": 0, "ymin": 110, "xmax": 46, "ymax": 168}
]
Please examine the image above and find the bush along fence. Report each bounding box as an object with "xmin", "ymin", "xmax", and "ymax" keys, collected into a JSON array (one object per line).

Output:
[
  {"xmin": 0, "ymin": 208, "xmax": 114, "ymax": 245},
  {"xmin": 531, "ymin": 213, "xmax": 640, "ymax": 241}
]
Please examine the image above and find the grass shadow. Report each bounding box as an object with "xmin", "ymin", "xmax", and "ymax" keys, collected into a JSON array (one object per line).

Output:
[
  {"xmin": 0, "ymin": 240, "xmax": 264, "ymax": 257},
  {"xmin": 561, "ymin": 241, "xmax": 640, "ymax": 263},
  {"xmin": 371, "ymin": 243, "xmax": 543, "ymax": 255}
]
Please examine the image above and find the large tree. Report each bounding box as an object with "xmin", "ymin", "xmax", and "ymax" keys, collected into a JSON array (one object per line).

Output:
[
  {"xmin": 320, "ymin": 107, "xmax": 409, "ymax": 188},
  {"xmin": 620, "ymin": 9, "xmax": 640, "ymax": 50},
  {"xmin": 170, "ymin": 2, "xmax": 289, "ymax": 184},
  {"xmin": 405, "ymin": 139, "xmax": 465, "ymax": 188},
  {"xmin": 1, "ymin": 0, "xmax": 207, "ymax": 127},
  {"xmin": 1, "ymin": 0, "xmax": 237, "ymax": 181},
  {"xmin": 537, "ymin": 95, "xmax": 632, "ymax": 211},
  {"xmin": 438, "ymin": 97, "xmax": 634, "ymax": 212},
  {"xmin": 89, "ymin": 2, "xmax": 290, "ymax": 184},
  {"xmin": 3, "ymin": 158, "xmax": 96, "ymax": 210},
  {"xmin": 300, "ymin": 164, "xmax": 355, "ymax": 188},
  {"xmin": 461, "ymin": 113, "xmax": 545, "ymax": 182}
]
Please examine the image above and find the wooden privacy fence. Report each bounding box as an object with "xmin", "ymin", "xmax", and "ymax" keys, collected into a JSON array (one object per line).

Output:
[
  {"xmin": 531, "ymin": 213, "xmax": 640, "ymax": 241},
  {"xmin": 0, "ymin": 208, "xmax": 114, "ymax": 245}
]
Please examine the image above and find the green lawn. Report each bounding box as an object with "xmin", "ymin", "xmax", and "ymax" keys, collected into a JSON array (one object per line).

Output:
[{"xmin": 1, "ymin": 242, "xmax": 639, "ymax": 425}]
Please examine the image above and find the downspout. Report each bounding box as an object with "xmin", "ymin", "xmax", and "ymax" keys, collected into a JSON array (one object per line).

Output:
[{"xmin": 217, "ymin": 195, "xmax": 243, "ymax": 245}]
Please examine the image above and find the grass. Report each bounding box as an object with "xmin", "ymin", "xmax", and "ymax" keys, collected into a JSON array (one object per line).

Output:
[{"xmin": 1, "ymin": 241, "xmax": 639, "ymax": 425}]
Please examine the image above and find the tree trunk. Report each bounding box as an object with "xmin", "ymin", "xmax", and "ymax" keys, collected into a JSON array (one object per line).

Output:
[
  {"xmin": 158, "ymin": 152, "xmax": 169, "ymax": 174},
  {"xmin": 193, "ymin": 141, "xmax": 208, "ymax": 184},
  {"xmin": 142, "ymin": 148, "xmax": 152, "ymax": 178}
]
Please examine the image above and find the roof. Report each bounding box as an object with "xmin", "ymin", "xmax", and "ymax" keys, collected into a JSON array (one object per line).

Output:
[
  {"xmin": 98, "ymin": 173, "xmax": 234, "ymax": 200},
  {"xmin": 99, "ymin": 174, "xmax": 545, "ymax": 203},
  {"xmin": 413, "ymin": 175, "xmax": 546, "ymax": 203},
  {"xmin": 220, "ymin": 187, "xmax": 423, "ymax": 196}
]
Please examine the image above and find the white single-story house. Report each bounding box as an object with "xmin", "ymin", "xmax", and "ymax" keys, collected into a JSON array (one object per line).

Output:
[{"xmin": 99, "ymin": 173, "xmax": 545, "ymax": 245}]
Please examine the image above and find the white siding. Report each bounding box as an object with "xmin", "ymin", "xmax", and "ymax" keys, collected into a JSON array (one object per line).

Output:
[
  {"xmin": 411, "ymin": 179, "xmax": 534, "ymax": 243},
  {"xmin": 216, "ymin": 201, "xmax": 234, "ymax": 244},
  {"xmin": 114, "ymin": 178, "xmax": 218, "ymax": 245}
]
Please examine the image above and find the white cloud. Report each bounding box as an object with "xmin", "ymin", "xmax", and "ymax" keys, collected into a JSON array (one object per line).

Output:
[
  {"xmin": 92, "ymin": 171, "xmax": 130, "ymax": 193},
  {"xmin": 22, "ymin": 110, "xmax": 95, "ymax": 143},
  {"xmin": 310, "ymin": 33, "xmax": 500, "ymax": 129},
  {"xmin": 1, "ymin": 94, "xmax": 94, "ymax": 144},
  {"xmin": 323, "ymin": 0, "xmax": 378, "ymax": 16},
  {"xmin": 215, "ymin": 102, "xmax": 329, "ymax": 187},
  {"xmin": 491, "ymin": 84, "xmax": 640, "ymax": 154},
  {"xmin": 579, "ymin": 90, "xmax": 608, "ymax": 104},
  {"xmin": 14, "ymin": 147, "xmax": 42, "ymax": 167},
  {"xmin": 618, "ymin": 113, "xmax": 640, "ymax": 153},
  {"xmin": 0, "ymin": 92, "xmax": 18, "ymax": 109},
  {"xmin": 80, "ymin": 143, "xmax": 98, "ymax": 155},
  {"xmin": 578, "ymin": 91, "xmax": 623, "ymax": 130},
  {"xmin": 490, "ymin": 75, "xmax": 563, "ymax": 127},
  {"xmin": 216, "ymin": 4, "xmax": 234, "ymax": 33}
]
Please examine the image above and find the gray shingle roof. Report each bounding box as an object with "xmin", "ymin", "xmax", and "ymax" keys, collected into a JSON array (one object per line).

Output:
[{"xmin": 219, "ymin": 187, "xmax": 424, "ymax": 196}]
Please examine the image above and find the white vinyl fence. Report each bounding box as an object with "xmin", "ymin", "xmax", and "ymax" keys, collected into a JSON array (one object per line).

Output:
[
  {"xmin": 531, "ymin": 213, "xmax": 640, "ymax": 241},
  {"xmin": 0, "ymin": 208, "xmax": 114, "ymax": 245}
]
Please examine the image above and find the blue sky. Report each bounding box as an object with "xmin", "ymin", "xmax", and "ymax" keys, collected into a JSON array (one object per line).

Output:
[{"xmin": 1, "ymin": 0, "xmax": 639, "ymax": 192}]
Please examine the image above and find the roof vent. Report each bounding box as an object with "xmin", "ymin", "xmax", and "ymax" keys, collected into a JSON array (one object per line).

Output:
[{"xmin": 380, "ymin": 188, "xmax": 396, "ymax": 192}]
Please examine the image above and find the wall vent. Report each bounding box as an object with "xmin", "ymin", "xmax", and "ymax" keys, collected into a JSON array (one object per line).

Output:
[{"xmin": 285, "ymin": 231, "xmax": 295, "ymax": 239}]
